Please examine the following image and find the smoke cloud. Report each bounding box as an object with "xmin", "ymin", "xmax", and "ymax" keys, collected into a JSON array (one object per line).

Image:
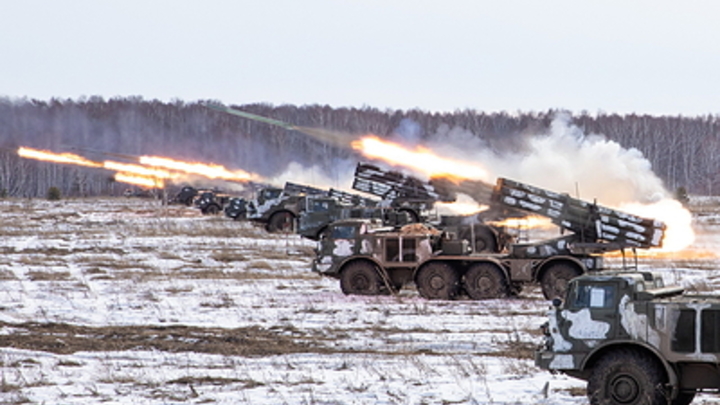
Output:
[
  {"xmin": 268, "ymin": 160, "xmax": 357, "ymax": 192},
  {"xmin": 422, "ymin": 112, "xmax": 668, "ymax": 206}
]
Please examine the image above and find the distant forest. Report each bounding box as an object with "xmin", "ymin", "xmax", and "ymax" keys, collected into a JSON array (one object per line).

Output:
[{"xmin": 1, "ymin": 96, "xmax": 719, "ymax": 198}]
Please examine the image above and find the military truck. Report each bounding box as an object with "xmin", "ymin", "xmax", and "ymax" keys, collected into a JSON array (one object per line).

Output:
[
  {"xmin": 171, "ymin": 186, "xmax": 233, "ymax": 214},
  {"xmin": 311, "ymin": 177, "xmax": 665, "ymax": 300},
  {"xmin": 535, "ymin": 271, "xmax": 720, "ymax": 405},
  {"xmin": 226, "ymin": 163, "xmax": 455, "ymax": 235},
  {"xmin": 297, "ymin": 194, "xmax": 416, "ymax": 240},
  {"xmin": 224, "ymin": 185, "xmax": 308, "ymax": 232},
  {"xmin": 297, "ymin": 163, "xmax": 464, "ymax": 240},
  {"xmin": 171, "ymin": 185, "xmax": 203, "ymax": 206},
  {"xmin": 194, "ymin": 190, "xmax": 233, "ymax": 215},
  {"xmin": 351, "ymin": 162, "xmax": 456, "ymax": 222},
  {"xmin": 222, "ymin": 182, "xmax": 370, "ymax": 233}
]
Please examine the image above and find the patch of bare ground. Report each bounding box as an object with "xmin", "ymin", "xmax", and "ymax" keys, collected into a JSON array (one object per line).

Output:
[
  {"xmin": 26, "ymin": 270, "xmax": 71, "ymax": 281},
  {"xmin": 167, "ymin": 376, "xmax": 264, "ymax": 389},
  {"xmin": 0, "ymin": 269, "xmax": 17, "ymax": 280},
  {"xmin": 561, "ymin": 386, "xmax": 587, "ymax": 397},
  {"xmin": 14, "ymin": 247, "xmax": 126, "ymax": 256},
  {"xmin": 28, "ymin": 211, "xmax": 81, "ymax": 221},
  {"xmin": 0, "ymin": 321, "xmax": 316, "ymax": 357},
  {"xmin": 0, "ymin": 321, "xmax": 534, "ymax": 361},
  {"xmin": 105, "ymin": 267, "xmax": 313, "ymax": 281}
]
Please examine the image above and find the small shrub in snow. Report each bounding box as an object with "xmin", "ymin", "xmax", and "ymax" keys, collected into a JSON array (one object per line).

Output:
[{"xmin": 47, "ymin": 186, "xmax": 61, "ymax": 201}]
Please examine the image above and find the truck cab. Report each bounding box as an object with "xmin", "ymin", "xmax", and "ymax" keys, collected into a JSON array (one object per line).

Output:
[{"xmin": 536, "ymin": 272, "xmax": 720, "ymax": 404}]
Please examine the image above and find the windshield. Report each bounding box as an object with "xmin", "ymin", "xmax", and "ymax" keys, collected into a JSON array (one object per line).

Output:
[{"xmin": 570, "ymin": 283, "xmax": 616, "ymax": 309}]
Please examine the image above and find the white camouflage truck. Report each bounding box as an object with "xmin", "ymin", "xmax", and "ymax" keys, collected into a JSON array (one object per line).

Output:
[{"xmin": 536, "ymin": 271, "xmax": 720, "ymax": 405}]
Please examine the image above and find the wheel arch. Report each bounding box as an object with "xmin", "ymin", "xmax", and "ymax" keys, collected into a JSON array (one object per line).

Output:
[
  {"xmin": 338, "ymin": 256, "xmax": 387, "ymax": 279},
  {"xmin": 265, "ymin": 209, "xmax": 297, "ymax": 232},
  {"xmin": 338, "ymin": 256, "xmax": 398, "ymax": 293},
  {"xmin": 312, "ymin": 225, "xmax": 329, "ymax": 241},
  {"xmin": 581, "ymin": 341, "xmax": 679, "ymax": 394},
  {"xmin": 534, "ymin": 256, "xmax": 585, "ymax": 283},
  {"xmin": 268, "ymin": 208, "xmax": 297, "ymax": 220}
]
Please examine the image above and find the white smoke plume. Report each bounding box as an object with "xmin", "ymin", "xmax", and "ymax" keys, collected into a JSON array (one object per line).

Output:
[
  {"xmin": 425, "ymin": 112, "xmax": 668, "ymax": 206},
  {"xmin": 267, "ymin": 161, "xmax": 357, "ymax": 192},
  {"xmin": 414, "ymin": 112, "xmax": 693, "ymax": 250}
]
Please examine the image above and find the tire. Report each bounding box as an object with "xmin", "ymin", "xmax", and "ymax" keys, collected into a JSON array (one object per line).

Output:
[
  {"xmin": 461, "ymin": 225, "xmax": 498, "ymax": 253},
  {"xmin": 540, "ymin": 262, "xmax": 581, "ymax": 300},
  {"xmin": 340, "ymin": 261, "xmax": 382, "ymax": 296},
  {"xmin": 267, "ymin": 211, "xmax": 295, "ymax": 233},
  {"xmin": 672, "ymin": 391, "xmax": 696, "ymax": 405},
  {"xmin": 415, "ymin": 262, "xmax": 459, "ymax": 300},
  {"xmin": 463, "ymin": 262, "xmax": 509, "ymax": 300},
  {"xmin": 587, "ymin": 348, "xmax": 667, "ymax": 405},
  {"xmin": 204, "ymin": 204, "xmax": 220, "ymax": 215}
]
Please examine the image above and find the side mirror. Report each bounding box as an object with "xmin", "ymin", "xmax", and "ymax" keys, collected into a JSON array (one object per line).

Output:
[{"xmin": 552, "ymin": 297, "xmax": 563, "ymax": 308}]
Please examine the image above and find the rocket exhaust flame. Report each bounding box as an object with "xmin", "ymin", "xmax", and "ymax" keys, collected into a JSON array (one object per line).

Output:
[
  {"xmin": 18, "ymin": 146, "xmax": 170, "ymax": 189},
  {"xmin": 351, "ymin": 136, "xmax": 491, "ymax": 182},
  {"xmin": 114, "ymin": 173, "xmax": 165, "ymax": 189},
  {"xmin": 490, "ymin": 216, "xmax": 554, "ymax": 229},
  {"xmin": 619, "ymin": 199, "xmax": 694, "ymax": 252},
  {"xmin": 205, "ymin": 105, "xmax": 491, "ymax": 182},
  {"xmin": 18, "ymin": 145, "xmax": 262, "ymax": 189},
  {"xmin": 18, "ymin": 147, "xmax": 103, "ymax": 168},
  {"xmin": 103, "ymin": 161, "xmax": 174, "ymax": 180},
  {"xmin": 138, "ymin": 156, "xmax": 259, "ymax": 182}
]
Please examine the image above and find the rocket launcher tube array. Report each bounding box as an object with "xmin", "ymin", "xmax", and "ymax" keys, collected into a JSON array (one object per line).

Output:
[
  {"xmin": 492, "ymin": 178, "xmax": 666, "ymax": 249},
  {"xmin": 352, "ymin": 163, "xmax": 456, "ymax": 203}
]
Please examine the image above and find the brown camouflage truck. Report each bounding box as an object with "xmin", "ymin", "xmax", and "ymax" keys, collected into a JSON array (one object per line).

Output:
[
  {"xmin": 536, "ymin": 271, "xmax": 720, "ymax": 405},
  {"xmin": 311, "ymin": 177, "xmax": 665, "ymax": 300}
]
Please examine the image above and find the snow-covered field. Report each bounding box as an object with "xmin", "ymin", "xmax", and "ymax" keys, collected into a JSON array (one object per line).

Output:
[{"xmin": 1, "ymin": 197, "xmax": 719, "ymax": 404}]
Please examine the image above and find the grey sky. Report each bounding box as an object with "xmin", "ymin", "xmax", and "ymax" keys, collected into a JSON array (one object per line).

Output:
[{"xmin": 1, "ymin": 1, "xmax": 719, "ymax": 115}]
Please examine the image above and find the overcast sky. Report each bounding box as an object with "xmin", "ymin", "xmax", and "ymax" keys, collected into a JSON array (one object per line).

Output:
[{"xmin": 1, "ymin": 1, "xmax": 719, "ymax": 116}]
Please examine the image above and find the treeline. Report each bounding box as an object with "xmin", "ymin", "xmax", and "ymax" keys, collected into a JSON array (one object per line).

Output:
[{"xmin": 0, "ymin": 96, "xmax": 719, "ymax": 197}]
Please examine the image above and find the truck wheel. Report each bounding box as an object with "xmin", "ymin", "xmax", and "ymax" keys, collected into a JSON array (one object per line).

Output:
[
  {"xmin": 231, "ymin": 211, "xmax": 246, "ymax": 221},
  {"xmin": 340, "ymin": 262, "xmax": 381, "ymax": 296},
  {"xmin": 461, "ymin": 225, "xmax": 498, "ymax": 253},
  {"xmin": 463, "ymin": 263, "xmax": 509, "ymax": 299},
  {"xmin": 267, "ymin": 211, "xmax": 294, "ymax": 233},
  {"xmin": 416, "ymin": 262, "xmax": 459, "ymax": 300},
  {"xmin": 203, "ymin": 204, "xmax": 220, "ymax": 215},
  {"xmin": 587, "ymin": 348, "xmax": 667, "ymax": 405},
  {"xmin": 540, "ymin": 263, "xmax": 581, "ymax": 300}
]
